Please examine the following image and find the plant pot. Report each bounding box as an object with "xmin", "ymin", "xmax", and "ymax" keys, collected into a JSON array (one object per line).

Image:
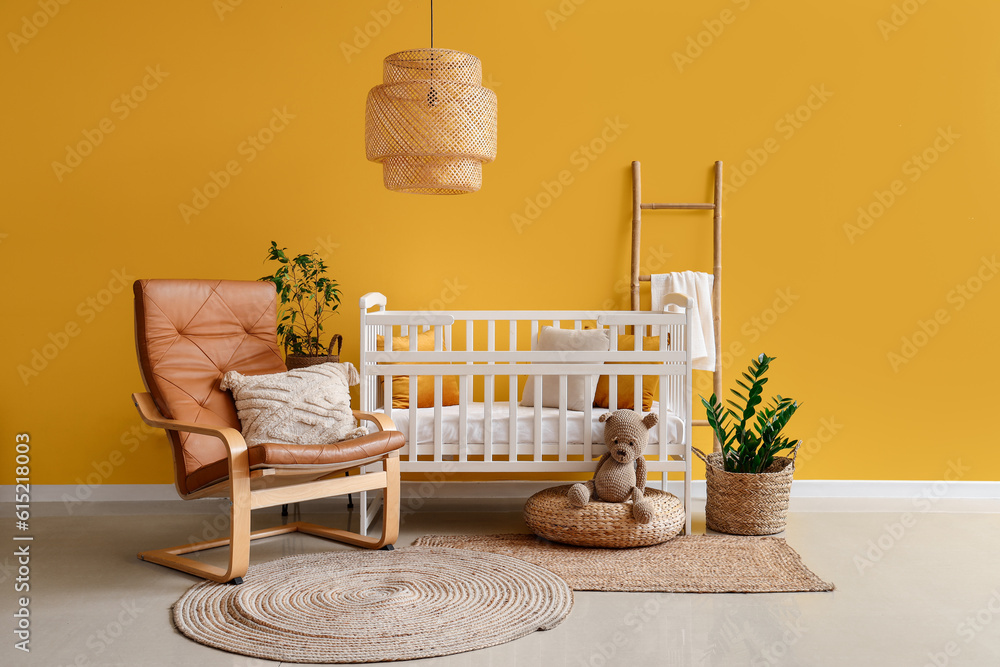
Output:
[
  {"xmin": 693, "ymin": 448, "xmax": 796, "ymax": 536},
  {"xmin": 285, "ymin": 334, "xmax": 342, "ymax": 370}
]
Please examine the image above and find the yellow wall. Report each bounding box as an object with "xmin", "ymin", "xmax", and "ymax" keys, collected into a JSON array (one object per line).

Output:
[{"xmin": 2, "ymin": 0, "xmax": 997, "ymax": 486}]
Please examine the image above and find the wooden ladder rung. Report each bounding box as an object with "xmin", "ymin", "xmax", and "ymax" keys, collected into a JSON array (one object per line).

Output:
[{"xmin": 640, "ymin": 203, "xmax": 716, "ymax": 210}]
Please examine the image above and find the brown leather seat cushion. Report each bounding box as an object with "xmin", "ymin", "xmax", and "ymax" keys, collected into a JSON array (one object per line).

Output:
[{"xmin": 187, "ymin": 430, "xmax": 405, "ymax": 493}]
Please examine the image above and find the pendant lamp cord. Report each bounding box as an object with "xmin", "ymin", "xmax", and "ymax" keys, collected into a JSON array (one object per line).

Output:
[{"xmin": 428, "ymin": 0, "xmax": 436, "ymax": 105}]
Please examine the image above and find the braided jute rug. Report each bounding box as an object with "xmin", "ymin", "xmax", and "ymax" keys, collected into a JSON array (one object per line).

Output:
[
  {"xmin": 413, "ymin": 534, "xmax": 834, "ymax": 593},
  {"xmin": 172, "ymin": 547, "xmax": 573, "ymax": 663}
]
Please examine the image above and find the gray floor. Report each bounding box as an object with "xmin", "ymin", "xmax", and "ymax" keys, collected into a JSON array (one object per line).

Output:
[{"xmin": 3, "ymin": 498, "xmax": 999, "ymax": 666}]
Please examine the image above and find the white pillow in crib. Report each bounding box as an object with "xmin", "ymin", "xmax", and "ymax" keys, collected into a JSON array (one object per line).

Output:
[
  {"xmin": 220, "ymin": 362, "xmax": 368, "ymax": 447},
  {"xmin": 520, "ymin": 327, "xmax": 610, "ymax": 411}
]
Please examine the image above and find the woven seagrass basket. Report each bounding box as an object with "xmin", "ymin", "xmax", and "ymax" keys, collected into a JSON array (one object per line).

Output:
[
  {"xmin": 284, "ymin": 334, "xmax": 342, "ymax": 371},
  {"xmin": 523, "ymin": 484, "xmax": 685, "ymax": 548},
  {"xmin": 693, "ymin": 447, "xmax": 797, "ymax": 536}
]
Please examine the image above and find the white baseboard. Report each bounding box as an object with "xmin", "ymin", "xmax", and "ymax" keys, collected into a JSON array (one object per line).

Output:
[
  {"xmin": 3, "ymin": 483, "xmax": 181, "ymax": 503},
  {"xmin": 396, "ymin": 479, "xmax": 1000, "ymax": 513},
  {"xmin": 3, "ymin": 479, "xmax": 998, "ymax": 507}
]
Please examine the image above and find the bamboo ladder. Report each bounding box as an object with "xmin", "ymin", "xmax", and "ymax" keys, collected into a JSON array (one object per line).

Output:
[{"xmin": 630, "ymin": 160, "xmax": 723, "ymax": 452}]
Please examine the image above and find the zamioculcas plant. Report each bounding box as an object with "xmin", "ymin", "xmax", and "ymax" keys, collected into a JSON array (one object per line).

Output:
[
  {"xmin": 701, "ymin": 353, "xmax": 801, "ymax": 474},
  {"xmin": 259, "ymin": 241, "xmax": 342, "ymax": 357}
]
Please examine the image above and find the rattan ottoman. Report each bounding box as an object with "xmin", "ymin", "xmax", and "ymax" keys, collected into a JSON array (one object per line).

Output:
[{"xmin": 523, "ymin": 485, "xmax": 685, "ymax": 548}]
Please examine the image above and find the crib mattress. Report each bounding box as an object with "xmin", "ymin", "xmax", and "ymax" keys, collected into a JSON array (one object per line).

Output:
[{"xmin": 376, "ymin": 402, "xmax": 683, "ymax": 446}]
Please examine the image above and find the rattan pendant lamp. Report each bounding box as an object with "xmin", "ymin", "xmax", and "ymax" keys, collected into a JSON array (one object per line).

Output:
[{"xmin": 364, "ymin": 1, "xmax": 497, "ymax": 194}]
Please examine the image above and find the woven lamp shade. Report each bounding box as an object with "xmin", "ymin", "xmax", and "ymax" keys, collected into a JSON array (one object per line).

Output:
[{"xmin": 365, "ymin": 49, "xmax": 497, "ymax": 194}]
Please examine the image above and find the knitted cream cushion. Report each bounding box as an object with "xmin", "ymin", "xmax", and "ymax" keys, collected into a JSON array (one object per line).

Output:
[
  {"xmin": 520, "ymin": 326, "xmax": 610, "ymax": 411},
  {"xmin": 220, "ymin": 362, "xmax": 367, "ymax": 447}
]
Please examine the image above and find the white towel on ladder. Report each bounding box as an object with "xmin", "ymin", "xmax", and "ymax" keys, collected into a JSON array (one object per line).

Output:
[{"xmin": 651, "ymin": 271, "xmax": 715, "ymax": 371}]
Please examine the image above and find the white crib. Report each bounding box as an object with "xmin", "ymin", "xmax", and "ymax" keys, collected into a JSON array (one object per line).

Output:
[{"xmin": 356, "ymin": 292, "xmax": 695, "ymax": 534}]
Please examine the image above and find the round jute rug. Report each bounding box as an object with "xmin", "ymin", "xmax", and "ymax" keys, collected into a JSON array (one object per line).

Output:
[{"xmin": 172, "ymin": 547, "xmax": 573, "ymax": 663}]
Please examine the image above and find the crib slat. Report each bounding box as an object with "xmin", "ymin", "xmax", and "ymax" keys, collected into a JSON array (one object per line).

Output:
[
  {"xmin": 526, "ymin": 315, "xmax": 537, "ymax": 457},
  {"xmin": 433, "ymin": 326, "xmax": 443, "ymax": 462},
  {"xmin": 609, "ymin": 324, "xmax": 618, "ymax": 411},
  {"xmin": 359, "ymin": 316, "xmax": 368, "ymax": 411},
  {"xmin": 664, "ymin": 326, "xmax": 673, "ymax": 463},
  {"xmin": 459, "ymin": 319, "xmax": 470, "ymax": 462},
  {"xmin": 458, "ymin": 376, "xmax": 468, "ymax": 462},
  {"xmin": 558, "ymin": 374, "xmax": 568, "ymax": 461},
  {"xmin": 361, "ymin": 323, "xmax": 369, "ymax": 411},
  {"xmin": 408, "ymin": 333, "xmax": 418, "ymax": 456},
  {"xmin": 434, "ymin": 376, "xmax": 443, "ymax": 462},
  {"xmin": 383, "ymin": 331, "xmax": 395, "ymax": 455},
  {"xmin": 507, "ymin": 379, "xmax": 518, "ymax": 460},
  {"xmin": 383, "ymin": 371, "xmax": 393, "ymax": 434},
  {"xmin": 408, "ymin": 378, "xmax": 417, "ymax": 456},
  {"xmin": 371, "ymin": 325, "xmax": 378, "ymax": 407},
  {"xmin": 661, "ymin": 325, "xmax": 674, "ymax": 465},
  {"xmin": 484, "ymin": 372, "xmax": 494, "ymax": 461},
  {"xmin": 533, "ymin": 375, "xmax": 543, "ymax": 461},
  {"xmin": 659, "ymin": 374, "xmax": 668, "ymax": 462},
  {"xmin": 509, "ymin": 320, "xmax": 518, "ymax": 461},
  {"xmin": 633, "ymin": 331, "xmax": 642, "ymax": 414},
  {"xmin": 584, "ymin": 375, "xmax": 594, "ymax": 460},
  {"xmin": 464, "ymin": 319, "xmax": 474, "ymax": 407},
  {"xmin": 487, "ymin": 320, "xmax": 496, "ymax": 461}
]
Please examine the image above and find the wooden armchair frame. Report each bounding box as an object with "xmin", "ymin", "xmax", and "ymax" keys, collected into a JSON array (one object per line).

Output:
[{"xmin": 132, "ymin": 392, "xmax": 400, "ymax": 584}]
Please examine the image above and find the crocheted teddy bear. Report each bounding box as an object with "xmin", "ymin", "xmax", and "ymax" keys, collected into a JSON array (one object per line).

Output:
[{"xmin": 567, "ymin": 409, "xmax": 658, "ymax": 523}]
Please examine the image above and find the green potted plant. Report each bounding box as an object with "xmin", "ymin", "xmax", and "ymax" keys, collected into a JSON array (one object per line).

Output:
[
  {"xmin": 259, "ymin": 241, "xmax": 343, "ymax": 370},
  {"xmin": 694, "ymin": 353, "xmax": 802, "ymax": 535}
]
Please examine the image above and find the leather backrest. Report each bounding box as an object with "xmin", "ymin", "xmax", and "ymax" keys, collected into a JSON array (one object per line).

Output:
[{"xmin": 133, "ymin": 279, "xmax": 286, "ymax": 495}]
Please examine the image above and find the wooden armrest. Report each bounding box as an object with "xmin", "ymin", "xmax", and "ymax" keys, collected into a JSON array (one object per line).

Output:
[
  {"xmin": 131, "ymin": 392, "xmax": 247, "ymax": 457},
  {"xmin": 132, "ymin": 392, "xmax": 251, "ymax": 494},
  {"xmin": 353, "ymin": 410, "xmax": 397, "ymax": 432}
]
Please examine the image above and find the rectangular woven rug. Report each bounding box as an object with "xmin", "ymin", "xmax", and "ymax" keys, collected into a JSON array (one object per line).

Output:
[{"xmin": 412, "ymin": 534, "xmax": 834, "ymax": 593}]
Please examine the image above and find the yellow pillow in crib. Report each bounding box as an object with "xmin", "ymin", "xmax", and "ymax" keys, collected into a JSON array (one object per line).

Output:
[
  {"xmin": 592, "ymin": 334, "xmax": 661, "ymax": 412},
  {"xmin": 376, "ymin": 330, "xmax": 460, "ymax": 409}
]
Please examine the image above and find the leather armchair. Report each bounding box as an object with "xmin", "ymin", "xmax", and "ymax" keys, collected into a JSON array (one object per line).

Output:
[{"xmin": 130, "ymin": 279, "xmax": 403, "ymax": 584}]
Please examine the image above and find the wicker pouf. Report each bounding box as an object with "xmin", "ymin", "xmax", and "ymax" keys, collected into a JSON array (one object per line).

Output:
[{"xmin": 523, "ymin": 485, "xmax": 685, "ymax": 548}]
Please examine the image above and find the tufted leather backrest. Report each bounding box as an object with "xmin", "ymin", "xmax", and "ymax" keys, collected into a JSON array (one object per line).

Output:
[{"xmin": 133, "ymin": 279, "xmax": 286, "ymax": 495}]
